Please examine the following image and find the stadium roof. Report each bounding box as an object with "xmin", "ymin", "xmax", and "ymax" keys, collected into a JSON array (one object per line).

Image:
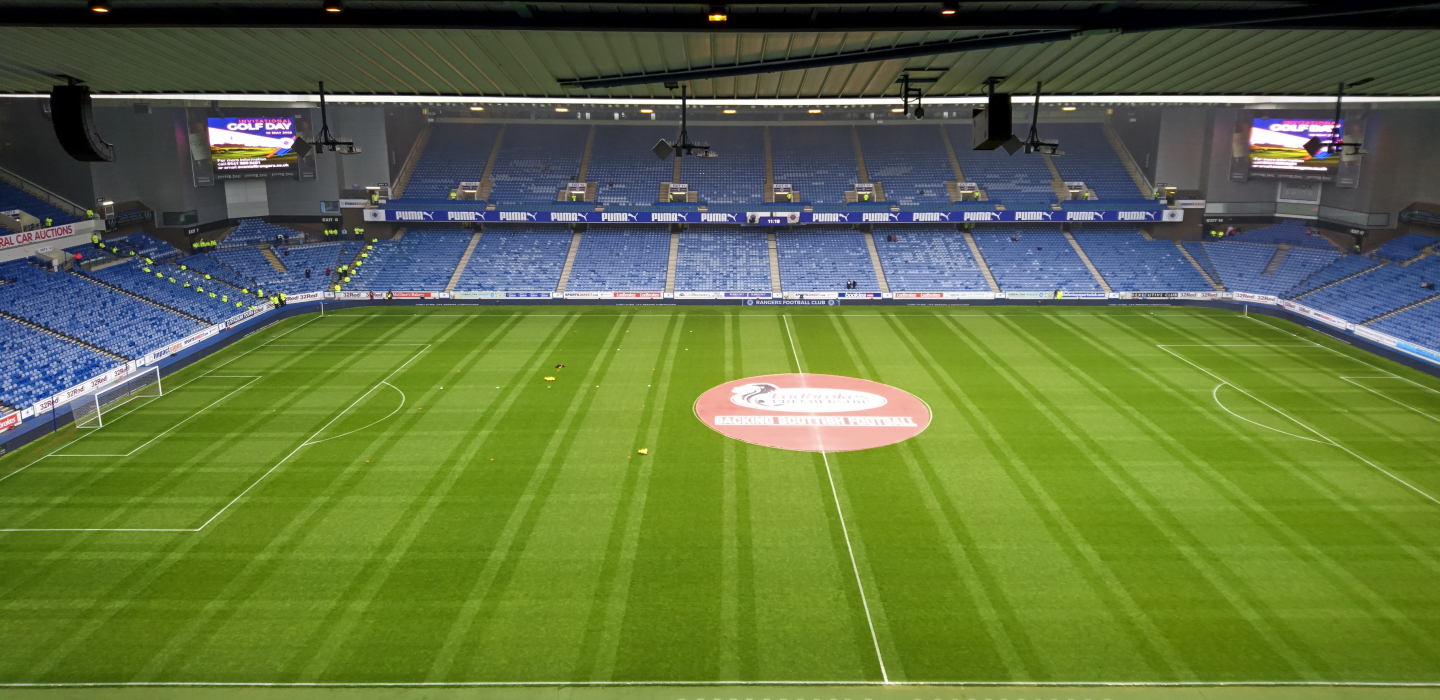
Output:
[{"xmin": 1, "ymin": 1, "xmax": 1439, "ymax": 99}]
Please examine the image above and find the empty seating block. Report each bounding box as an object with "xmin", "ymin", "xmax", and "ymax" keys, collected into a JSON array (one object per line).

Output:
[
  {"xmin": 948, "ymin": 125, "xmax": 1057, "ymax": 210},
  {"xmin": 181, "ymin": 253, "xmax": 254, "ymax": 290},
  {"xmin": 1300, "ymin": 257, "xmax": 1440, "ymax": 323},
  {"xmin": 403, "ymin": 123, "xmax": 503, "ymax": 200},
  {"xmin": 1372, "ymin": 233, "xmax": 1439, "ymax": 263},
  {"xmin": 88, "ymin": 260, "xmax": 234, "ymax": 323},
  {"xmin": 856, "ymin": 125, "xmax": 955, "ymax": 206},
  {"xmin": 872, "ymin": 226, "xmax": 989, "ymax": 291},
  {"xmin": 680, "ymin": 127, "xmax": 765, "ymax": 205},
  {"xmin": 566, "ymin": 226, "xmax": 670, "ymax": 292},
  {"xmin": 588, "ymin": 126, "xmax": 680, "ymax": 206},
  {"xmin": 1075, "ymin": 228, "xmax": 1210, "ymax": 291},
  {"xmin": 674, "ymin": 227, "xmax": 771, "ymax": 292},
  {"xmin": 454, "ymin": 226, "xmax": 572, "ymax": 292},
  {"xmin": 0, "ymin": 316, "xmax": 117, "ymax": 409},
  {"xmin": 1230, "ymin": 220, "xmax": 1335, "ymax": 249},
  {"xmin": 0, "ymin": 260, "xmax": 202, "ymax": 358},
  {"xmin": 771, "ymin": 127, "xmax": 860, "ymax": 204},
  {"xmin": 0, "ymin": 182, "xmax": 80, "ymax": 227},
  {"xmin": 777, "ymin": 228, "xmax": 878, "ymax": 292},
  {"xmin": 225, "ymin": 219, "xmax": 308, "ymax": 247},
  {"xmin": 1284, "ymin": 254, "xmax": 1380, "ymax": 298},
  {"xmin": 1367, "ymin": 297, "xmax": 1440, "ymax": 351},
  {"xmin": 350, "ymin": 228, "xmax": 473, "ymax": 291},
  {"xmin": 212, "ymin": 247, "xmax": 285, "ymax": 290},
  {"xmin": 1182, "ymin": 241, "xmax": 1220, "ymax": 282},
  {"xmin": 487, "ymin": 124, "xmax": 588, "ymax": 204},
  {"xmin": 1203, "ymin": 242, "xmax": 1340, "ymax": 296},
  {"xmin": 971, "ymin": 228, "xmax": 1102, "ymax": 292},
  {"xmin": 1045, "ymin": 124, "xmax": 1148, "ymax": 200}
]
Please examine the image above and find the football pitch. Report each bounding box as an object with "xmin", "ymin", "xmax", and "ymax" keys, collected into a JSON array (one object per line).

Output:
[{"xmin": 1, "ymin": 305, "xmax": 1438, "ymax": 695}]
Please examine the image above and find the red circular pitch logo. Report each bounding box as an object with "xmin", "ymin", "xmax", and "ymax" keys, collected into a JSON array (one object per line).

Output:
[{"xmin": 694, "ymin": 373, "xmax": 931, "ymax": 452}]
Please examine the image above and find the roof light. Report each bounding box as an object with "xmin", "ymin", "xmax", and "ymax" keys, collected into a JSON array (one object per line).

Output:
[
  {"xmin": 470, "ymin": 106, "xmax": 484, "ymax": 111},
  {"xmin": 323, "ymin": 0, "xmax": 342, "ymax": 12},
  {"xmin": 808, "ymin": 109, "xmax": 822, "ymax": 113},
  {"xmin": 941, "ymin": 0, "xmax": 958, "ymax": 15},
  {"xmin": 891, "ymin": 107, "xmax": 906, "ymax": 113},
  {"xmin": 555, "ymin": 107, "xmax": 569, "ymax": 112},
  {"xmin": 724, "ymin": 109, "xmax": 737, "ymax": 114},
  {"xmin": 640, "ymin": 108, "xmax": 653, "ymax": 113},
  {"xmin": 89, "ymin": 0, "xmax": 110, "ymax": 12},
  {"xmin": 1061, "ymin": 105, "xmax": 1077, "ymax": 111},
  {"xmin": 708, "ymin": 4, "xmax": 728, "ymax": 21}
]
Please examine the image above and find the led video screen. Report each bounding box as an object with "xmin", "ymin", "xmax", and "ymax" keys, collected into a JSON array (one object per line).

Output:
[
  {"xmin": 207, "ymin": 117, "xmax": 298, "ymax": 177},
  {"xmin": 1249, "ymin": 118, "xmax": 1342, "ymax": 181}
]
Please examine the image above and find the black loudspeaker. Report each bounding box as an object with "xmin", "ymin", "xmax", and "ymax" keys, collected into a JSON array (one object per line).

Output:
[
  {"xmin": 971, "ymin": 89, "xmax": 1012, "ymax": 150},
  {"xmin": 50, "ymin": 83, "xmax": 115, "ymax": 162}
]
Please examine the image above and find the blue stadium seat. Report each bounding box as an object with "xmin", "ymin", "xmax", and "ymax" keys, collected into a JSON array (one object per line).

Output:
[
  {"xmin": 674, "ymin": 227, "xmax": 771, "ymax": 292},
  {"xmin": 1075, "ymin": 228, "xmax": 1210, "ymax": 291},
  {"xmin": 566, "ymin": 226, "xmax": 670, "ymax": 291},
  {"xmin": 971, "ymin": 227, "xmax": 1102, "ymax": 292},
  {"xmin": 776, "ymin": 228, "xmax": 878, "ymax": 291},
  {"xmin": 453, "ymin": 225, "xmax": 572, "ymax": 292},
  {"xmin": 872, "ymin": 226, "xmax": 989, "ymax": 291}
]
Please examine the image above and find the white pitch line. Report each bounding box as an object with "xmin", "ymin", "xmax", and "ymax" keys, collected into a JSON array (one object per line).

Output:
[
  {"xmin": 55, "ymin": 377, "xmax": 261, "ymax": 458},
  {"xmin": 1211, "ymin": 383, "xmax": 1328, "ymax": 444},
  {"xmin": 0, "ymin": 680, "xmax": 1438, "ymax": 688},
  {"xmin": 1340, "ymin": 377, "xmax": 1440, "ymax": 424},
  {"xmin": 192, "ymin": 345, "xmax": 429, "ymax": 532},
  {"xmin": 781, "ymin": 314, "xmax": 889, "ymax": 685},
  {"xmin": 1159, "ymin": 344, "xmax": 1440, "ymax": 507}
]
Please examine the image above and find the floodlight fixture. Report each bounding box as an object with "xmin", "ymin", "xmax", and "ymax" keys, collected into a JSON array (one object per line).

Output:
[
  {"xmin": 305, "ymin": 81, "xmax": 359, "ymax": 158},
  {"xmin": 89, "ymin": 0, "xmax": 110, "ymax": 12},
  {"xmin": 651, "ymin": 84, "xmax": 718, "ymax": 160},
  {"xmin": 708, "ymin": 5, "xmax": 728, "ymax": 21},
  {"xmin": 1307, "ymin": 79, "xmax": 1370, "ymax": 157},
  {"xmin": 896, "ymin": 73, "xmax": 925, "ymax": 118}
]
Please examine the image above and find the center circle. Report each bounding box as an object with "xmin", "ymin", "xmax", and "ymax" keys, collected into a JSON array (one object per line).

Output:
[{"xmin": 693, "ymin": 373, "xmax": 931, "ymax": 452}]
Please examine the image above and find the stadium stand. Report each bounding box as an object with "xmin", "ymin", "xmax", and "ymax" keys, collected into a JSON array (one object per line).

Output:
[
  {"xmin": 348, "ymin": 228, "xmax": 473, "ymax": 291},
  {"xmin": 771, "ymin": 127, "xmax": 860, "ymax": 204},
  {"xmin": 1284, "ymin": 254, "xmax": 1381, "ymax": 298},
  {"xmin": 452, "ymin": 225, "xmax": 573, "ymax": 292},
  {"xmin": 679, "ymin": 126, "xmax": 766, "ymax": 205},
  {"xmin": 211, "ymin": 247, "xmax": 282, "ymax": 289},
  {"xmin": 224, "ymin": 219, "xmax": 309, "ymax": 247},
  {"xmin": 86, "ymin": 260, "xmax": 233, "ymax": 322},
  {"xmin": 1182, "ymin": 241, "xmax": 1220, "ymax": 282},
  {"xmin": 566, "ymin": 226, "xmax": 670, "ymax": 291},
  {"xmin": 948, "ymin": 126, "xmax": 1058, "ymax": 210},
  {"xmin": 1044, "ymin": 124, "xmax": 1148, "ymax": 200},
  {"xmin": 1298, "ymin": 257, "xmax": 1440, "ymax": 322},
  {"xmin": 1371, "ymin": 233, "xmax": 1438, "ymax": 263},
  {"xmin": 180, "ymin": 252, "xmax": 257, "ymax": 290},
  {"xmin": 0, "ymin": 260, "xmax": 202, "ymax": 358},
  {"xmin": 1228, "ymin": 219, "xmax": 1336, "ymax": 249},
  {"xmin": 588, "ymin": 126, "xmax": 679, "ymax": 206},
  {"xmin": 776, "ymin": 228, "xmax": 879, "ymax": 292},
  {"xmin": 0, "ymin": 316, "xmax": 118, "ymax": 410},
  {"xmin": 871, "ymin": 226, "xmax": 989, "ymax": 291},
  {"xmin": 0, "ymin": 181, "xmax": 81, "ymax": 227},
  {"xmin": 971, "ymin": 228, "xmax": 1103, "ymax": 291},
  {"xmin": 673, "ymin": 227, "xmax": 772, "ymax": 292},
  {"xmin": 855, "ymin": 125, "xmax": 954, "ymax": 206},
  {"xmin": 1075, "ymin": 228, "xmax": 1211, "ymax": 291},
  {"xmin": 402, "ymin": 123, "xmax": 503, "ymax": 200},
  {"xmin": 1367, "ymin": 297, "xmax": 1440, "ymax": 350},
  {"xmin": 1202, "ymin": 242, "xmax": 1340, "ymax": 296},
  {"xmin": 269, "ymin": 242, "xmax": 363, "ymax": 293},
  {"xmin": 487, "ymin": 124, "xmax": 588, "ymax": 204}
]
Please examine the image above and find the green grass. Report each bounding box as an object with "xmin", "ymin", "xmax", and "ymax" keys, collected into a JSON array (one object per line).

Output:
[{"xmin": 1, "ymin": 305, "xmax": 1438, "ymax": 688}]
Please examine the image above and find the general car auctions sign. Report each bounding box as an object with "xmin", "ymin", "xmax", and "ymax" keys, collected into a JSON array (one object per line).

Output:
[
  {"xmin": 694, "ymin": 374, "xmax": 931, "ymax": 452},
  {"xmin": 0, "ymin": 222, "xmax": 87, "ymax": 251}
]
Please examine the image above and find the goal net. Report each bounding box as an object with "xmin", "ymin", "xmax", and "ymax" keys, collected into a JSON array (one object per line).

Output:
[{"xmin": 73, "ymin": 366, "xmax": 163, "ymax": 429}]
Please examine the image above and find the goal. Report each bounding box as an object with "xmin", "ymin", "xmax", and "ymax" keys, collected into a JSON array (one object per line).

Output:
[{"xmin": 73, "ymin": 366, "xmax": 163, "ymax": 429}]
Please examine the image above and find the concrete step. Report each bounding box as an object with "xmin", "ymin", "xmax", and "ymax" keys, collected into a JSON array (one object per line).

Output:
[
  {"xmin": 260, "ymin": 246, "xmax": 287, "ymax": 273},
  {"xmin": 1062, "ymin": 230, "xmax": 1113, "ymax": 293},
  {"xmin": 767, "ymin": 231, "xmax": 782, "ymax": 293},
  {"xmin": 1175, "ymin": 240, "xmax": 1224, "ymax": 291},
  {"xmin": 1261, "ymin": 245, "xmax": 1289, "ymax": 275},
  {"xmin": 445, "ymin": 230, "xmax": 483, "ymax": 293},
  {"xmin": 963, "ymin": 230, "xmax": 1000, "ymax": 294},
  {"xmin": 556, "ymin": 230, "xmax": 583, "ymax": 293},
  {"xmin": 1365, "ymin": 292, "xmax": 1440, "ymax": 324},
  {"xmin": 665, "ymin": 229, "xmax": 680, "ymax": 294},
  {"xmin": 864, "ymin": 230, "xmax": 890, "ymax": 293}
]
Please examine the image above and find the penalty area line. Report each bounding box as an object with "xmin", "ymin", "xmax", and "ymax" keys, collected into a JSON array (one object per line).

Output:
[{"xmin": 2, "ymin": 681, "xmax": 1440, "ymax": 688}]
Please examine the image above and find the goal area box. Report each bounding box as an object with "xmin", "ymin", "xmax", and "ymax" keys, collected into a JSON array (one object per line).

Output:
[{"xmin": 73, "ymin": 367, "xmax": 164, "ymax": 429}]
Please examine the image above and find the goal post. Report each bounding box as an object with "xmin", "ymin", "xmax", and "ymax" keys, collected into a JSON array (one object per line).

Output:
[{"xmin": 73, "ymin": 366, "xmax": 164, "ymax": 429}]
